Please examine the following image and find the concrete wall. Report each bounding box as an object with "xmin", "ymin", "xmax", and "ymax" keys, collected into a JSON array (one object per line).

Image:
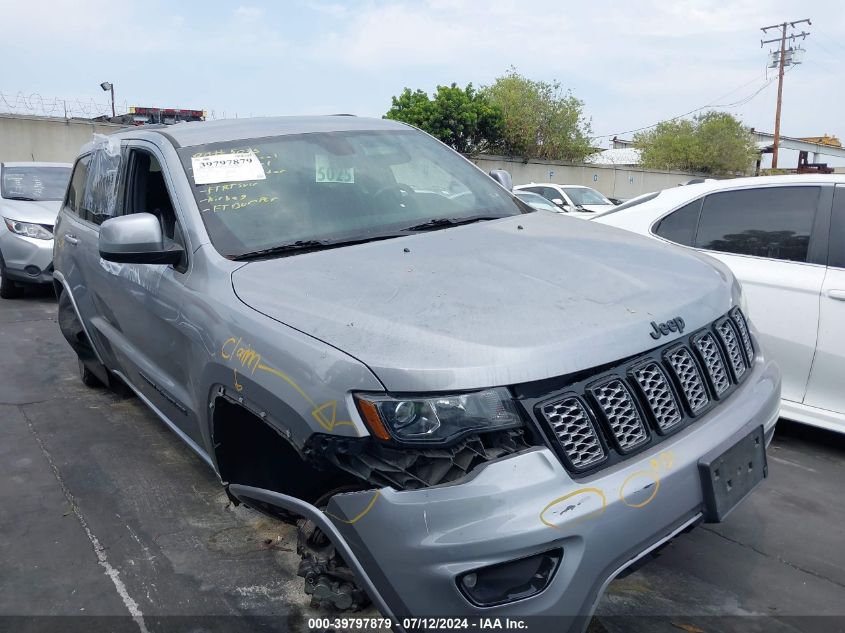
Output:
[
  {"xmin": 0, "ymin": 114, "xmax": 704, "ymax": 198},
  {"xmin": 471, "ymin": 154, "xmax": 706, "ymax": 200},
  {"xmin": 0, "ymin": 114, "xmax": 123, "ymax": 163}
]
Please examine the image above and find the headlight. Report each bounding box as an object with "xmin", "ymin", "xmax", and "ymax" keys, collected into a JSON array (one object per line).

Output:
[
  {"xmin": 4, "ymin": 218, "xmax": 53, "ymax": 240},
  {"xmin": 355, "ymin": 387, "xmax": 522, "ymax": 444}
]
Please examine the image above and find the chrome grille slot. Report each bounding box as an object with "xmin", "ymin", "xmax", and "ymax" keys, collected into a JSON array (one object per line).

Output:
[
  {"xmin": 590, "ymin": 379, "xmax": 649, "ymax": 452},
  {"xmin": 730, "ymin": 308, "xmax": 754, "ymax": 364},
  {"xmin": 693, "ymin": 333, "xmax": 731, "ymax": 396},
  {"xmin": 666, "ymin": 346, "xmax": 710, "ymax": 413},
  {"xmin": 633, "ymin": 362, "xmax": 682, "ymax": 432},
  {"xmin": 540, "ymin": 397, "xmax": 606, "ymax": 469},
  {"xmin": 717, "ymin": 319, "xmax": 746, "ymax": 380}
]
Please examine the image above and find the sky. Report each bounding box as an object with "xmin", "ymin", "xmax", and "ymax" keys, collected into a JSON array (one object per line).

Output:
[{"xmin": 2, "ymin": 0, "xmax": 844, "ymax": 166}]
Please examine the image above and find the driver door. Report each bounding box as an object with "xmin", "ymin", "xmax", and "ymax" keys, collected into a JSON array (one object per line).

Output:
[{"xmin": 89, "ymin": 142, "xmax": 203, "ymax": 445}]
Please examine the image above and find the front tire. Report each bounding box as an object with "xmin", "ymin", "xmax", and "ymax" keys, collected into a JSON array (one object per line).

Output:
[
  {"xmin": 78, "ymin": 358, "xmax": 104, "ymax": 388},
  {"xmin": 0, "ymin": 255, "xmax": 23, "ymax": 299}
]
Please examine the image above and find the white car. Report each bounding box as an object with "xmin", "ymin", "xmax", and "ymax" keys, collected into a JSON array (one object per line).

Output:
[
  {"xmin": 514, "ymin": 183, "xmax": 615, "ymax": 218},
  {"xmin": 596, "ymin": 175, "xmax": 845, "ymax": 434},
  {"xmin": 513, "ymin": 190, "xmax": 562, "ymax": 213},
  {"xmin": 0, "ymin": 161, "xmax": 72, "ymax": 298}
]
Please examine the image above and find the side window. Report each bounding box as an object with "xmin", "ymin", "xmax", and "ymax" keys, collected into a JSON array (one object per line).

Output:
[
  {"xmin": 124, "ymin": 150, "xmax": 181, "ymax": 243},
  {"xmin": 65, "ymin": 155, "xmax": 91, "ymax": 216},
  {"xmin": 654, "ymin": 199, "xmax": 701, "ymax": 246},
  {"xmin": 695, "ymin": 186, "xmax": 820, "ymax": 263},
  {"xmin": 81, "ymin": 140, "xmax": 122, "ymax": 225}
]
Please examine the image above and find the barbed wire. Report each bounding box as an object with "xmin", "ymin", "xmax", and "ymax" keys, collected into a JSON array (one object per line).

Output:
[
  {"xmin": 0, "ymin": 90, "xmax": 134, "ymax": 118},
  {"xmin": 0, "ymin": 90, "xmax": 235, "ymax": 120}
]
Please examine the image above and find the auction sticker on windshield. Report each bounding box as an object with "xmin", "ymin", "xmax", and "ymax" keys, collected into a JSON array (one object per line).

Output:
[
  {"xmin": 315, "ymin": 154, "xmax": 354, "ymax": 184},
  {"xmin": 191, "ymin": 150, "xmax": 266, "ymax": 185}
]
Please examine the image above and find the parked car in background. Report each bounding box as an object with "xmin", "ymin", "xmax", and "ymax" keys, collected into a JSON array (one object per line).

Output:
[
  {"xmin": 53, "ymin": 117, "xmax": 779, "ymax": 630},
  {"xmin": 0, "ymin": 161, "xmax": 72, "ymax": 298},
  {"xmin": 514, "ymin": 183, "xmax": 615, "ymax": 218},
  {"xmin": 513, "ymin": 189, "xmax": 562, "ymax": 213},
  {"xmin": 597, "ymin": 175, "xmax": 845, "ymax": 434}
]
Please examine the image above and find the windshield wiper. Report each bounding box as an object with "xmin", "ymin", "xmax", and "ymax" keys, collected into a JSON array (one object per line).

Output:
[
  {"xmin": 401, "ymin": 215, "xmax": 505, "ymax": 232},
  {"xmin": 232, "ymin": 234, "xmax": 404, "ymax": 261},
  {"xmin": 5, "ymin": 195, "xmax": 37, "ymax": 201}
]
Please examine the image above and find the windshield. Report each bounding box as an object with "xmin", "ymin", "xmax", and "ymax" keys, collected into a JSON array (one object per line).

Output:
[
  {"xmin": 1, "ymin": 165, "xmax": 71, "ymax": 201},
  {"xmin": 515, "ymin": 191, "xmax": 558, "ymax": 212},
  {"xmin": 178, "ymin": 129, "xmax": 528, "ymax": 258},
  {"xmin": 563, "ymin": 187, "xmax": 612, "ymax": 206}
]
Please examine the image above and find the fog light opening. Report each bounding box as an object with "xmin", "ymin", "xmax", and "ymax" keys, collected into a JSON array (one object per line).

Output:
[
  {"xmin": 24, "ymin": 265, "xmax": 41, "ymax": 276},
  {"xmin": 457, "ymin": 549, "xmax": 562, "ymax": 607}
]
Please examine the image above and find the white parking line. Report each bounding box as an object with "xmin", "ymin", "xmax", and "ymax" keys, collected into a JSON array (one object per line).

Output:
[{"xmin": 19, "ymin": 405, "xmax": 150, "ymax": 633}]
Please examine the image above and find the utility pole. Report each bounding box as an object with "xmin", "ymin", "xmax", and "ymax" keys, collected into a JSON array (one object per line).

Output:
[{"xmin": 761, "ymin": 19, "xmax": 810, "ymax": 169}]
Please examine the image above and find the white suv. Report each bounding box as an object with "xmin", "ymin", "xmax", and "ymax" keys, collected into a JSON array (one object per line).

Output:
[
  {"xmin": 596, "ymin": 175, "xmax": 845, "ymax": 434},
  {"xmin": 514, "ymin": 183, "xmax": 615, "ymax": 218}
]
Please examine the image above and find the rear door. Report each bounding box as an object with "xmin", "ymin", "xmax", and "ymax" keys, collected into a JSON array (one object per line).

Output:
[
  {"xmin": 803, "ymin": 184, "xmax": 845, "ymax": 425},
  {"xmin": 691, "ymin": 185, "xmax": 831, "ymax": 404}
]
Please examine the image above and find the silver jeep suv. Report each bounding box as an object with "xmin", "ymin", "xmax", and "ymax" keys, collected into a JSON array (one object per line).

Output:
[{"xmin": 53, "ymin": 117, "xmax": 780, "ymax": 632}]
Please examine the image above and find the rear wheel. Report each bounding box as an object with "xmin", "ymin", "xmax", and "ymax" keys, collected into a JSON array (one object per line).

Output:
[{"xmin": 0, "ymin": 255, "xmax": 24, "ymax": 299}]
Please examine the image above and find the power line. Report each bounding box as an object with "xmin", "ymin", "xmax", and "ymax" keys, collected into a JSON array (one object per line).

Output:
[
  {"xmin": 591, "ymin": 71, "xmax": 773, "ymax": 140},
  {"xmin": 813, "ymin": 28, "xmax": 845, "ymax": 54},
  {"xmin": 809, "ymin": 36, "xmax": 841, "ymax": 62}
]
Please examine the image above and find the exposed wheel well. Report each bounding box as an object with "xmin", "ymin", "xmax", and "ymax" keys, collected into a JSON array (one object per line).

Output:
[{"xmin": 212, "ymin": 397, "xmax": 360, "ymax": 507}]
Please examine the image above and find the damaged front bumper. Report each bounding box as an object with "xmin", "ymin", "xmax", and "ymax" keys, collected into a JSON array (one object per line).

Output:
[{"xmin": 230, "ymin": 357, "xmax": 780, "ymax": 633}]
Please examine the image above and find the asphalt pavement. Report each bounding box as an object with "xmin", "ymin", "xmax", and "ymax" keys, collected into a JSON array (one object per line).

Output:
[{"xmin": 1, "ymin": 289, "xmax": 844, "ymax": 633}]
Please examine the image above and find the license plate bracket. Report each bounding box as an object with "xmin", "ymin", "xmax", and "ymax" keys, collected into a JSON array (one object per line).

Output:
[{"xmin": 699, "ymin": 425, "xmax": 767, "ymax": 523}]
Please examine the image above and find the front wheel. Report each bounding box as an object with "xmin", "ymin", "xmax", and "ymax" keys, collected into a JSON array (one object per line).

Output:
[
  {"xmin": 0, "ymin": 256, "xmax": 23, "ymax": 299},
  {"xmin": 78, "ymin": 358, "xmax": 105, "ymax": 388},
  {"xmin": 296, "ymin": 487, "xmax": 372, "ymax": 612}
]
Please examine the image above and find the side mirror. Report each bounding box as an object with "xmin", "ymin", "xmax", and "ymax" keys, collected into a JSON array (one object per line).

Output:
[
  {"xmin": 551, "ymin": 198, "xmax": 565, "ymax": 206},
  {"xmin": 99, "ymin": 213, "xmax": 184, "ymax": 265},
  {"xmin": 488, "ymin": 169, "xmax": 513, "ymax": 191}
]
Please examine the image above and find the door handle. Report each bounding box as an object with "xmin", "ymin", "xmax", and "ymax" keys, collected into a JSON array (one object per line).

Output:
[
  {"xmin": 827, "ymin": 289, "xmax": 845, "ymax": 301},
  {"xmin": 65, "ymin": 234, "xmax": 79, "ymax": 245}
]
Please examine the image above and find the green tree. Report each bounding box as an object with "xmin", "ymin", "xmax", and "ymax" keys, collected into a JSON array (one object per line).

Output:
[
  {"xmin": 635, "ymin": 111, "xmax": 757, "ymax": 175},
  {"xmin": 483, "ymin": 69, "xmax": 593, "ymax": 162},
  {"xmin": 384, "ymin": 83, "xmax": 502, "ymax": 154}
]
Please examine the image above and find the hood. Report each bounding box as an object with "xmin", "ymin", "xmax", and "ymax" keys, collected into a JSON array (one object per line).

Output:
[
  {"xmin": 0, "ymin": 199, "xmax": 61, "ymax": 225},
  {"xmin": 232, "ymin": 211, "xmax": 737, "ymax": 392}
]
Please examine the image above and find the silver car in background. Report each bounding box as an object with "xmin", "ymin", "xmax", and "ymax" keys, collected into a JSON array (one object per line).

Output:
[
  {"xmin": 0, "ymin": 161, "xmax": 72, "ymax": 298},
  {"xmin": 53, "ymin": 117, "xmax": 779, "ymax": 632}
]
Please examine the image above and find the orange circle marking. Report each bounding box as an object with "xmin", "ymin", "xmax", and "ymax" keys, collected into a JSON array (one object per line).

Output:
[
  {"xmin": 619, "ymin": 470, "xmax": 661, "ymax": 508},
  {"xmin": 540, "ymin": 487, "xmax": 607, "ymax": 529}
]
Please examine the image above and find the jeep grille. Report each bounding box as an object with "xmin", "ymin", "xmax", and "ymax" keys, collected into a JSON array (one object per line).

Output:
[
  {"xmin": 693, "ymin": 333, "xmax": 731, "ymax": 396},
  {"xmin": 590, "ymin": 379, "xmax": 649, "ymax": 452},
  {"xmin": 533, "ymin": 308, "xmax": 755, "ymax": 473},
  {"xmin": 540, "ymin": 397, "xmax": 606, "ymax": 469},
  {"xmin": 632, "ymin": 362, "xmax": 682, "ymax": 432},
  {"xmin": 716, "ymin": 318, "xmax": 746, "ymax": 380}
]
